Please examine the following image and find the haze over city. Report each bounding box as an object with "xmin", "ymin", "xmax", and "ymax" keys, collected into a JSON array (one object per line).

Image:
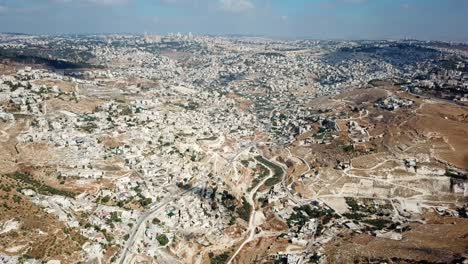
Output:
[{"xmin": 0, "ymin": 0, "xmax": 468, "ymax": 40}]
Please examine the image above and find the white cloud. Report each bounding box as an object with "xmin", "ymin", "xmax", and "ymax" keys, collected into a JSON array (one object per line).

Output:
[
  {"xmin": 0, "ymin": 5, "xmax": 8, "ymax": 13},
  {"xmin": 219, "ymin": 0, "xmax": 254, "ymax": 13}
]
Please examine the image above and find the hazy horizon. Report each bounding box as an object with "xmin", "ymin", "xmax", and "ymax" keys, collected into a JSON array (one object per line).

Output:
[{"xmin": 0, "ymin": 0, "xmax": 467, "ymax": 41}]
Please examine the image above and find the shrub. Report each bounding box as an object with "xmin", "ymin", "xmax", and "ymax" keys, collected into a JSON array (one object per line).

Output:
[
  {"xmin": 156, "ymin": 234, "xmax": 169, "ymax": 246},
  {"xmin": 101, "ymin": 195, "xmax": 111, "ymax": 203},
  {"xmin": 236, "ymin": 197, "xmax": 251, "ymax": 222},
  {"xmin": 209, "ymin": 252, "xmax": 230, "ymax": 264}
]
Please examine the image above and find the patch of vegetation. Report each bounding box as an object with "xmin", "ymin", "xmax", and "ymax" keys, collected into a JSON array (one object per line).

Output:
[
  {"xmin": 248, "ymin": 164, "xmax": 270, "ymax": 191},
  {"xmin": 264, "ymin": 177, "xmax": 281, "ymax": 186},
  {"xmin": 12, "ymin": 194, "xmax": 22, "ymax": 203},
  {"xmin": 110, "ymin": 212, "xmax": 121, "ymax": 222},
  {"xmin": 174, "ymin": 101, "xmax": 199, "ymax": 111},
  {"xmin": 77, "ymin": 123, "xmax": 98, "ymax": 133},
  {"xmin": 255, "ymin": 156, "xmax": 283, "ymax": 187},
  {"xmin": 343, "ymin": 212, "xmax": 365, "ymax": 220},
  {"xmin": 287, "ymin": 205, "xmax": 336, "ymax": 229},
  {"xmin": 257, "ymin": 197, "xmax": 269, "ymax": 207},
  {"xmin": 0, "ymin": 184, "xmax": 12, "ymax": 192},
  {"xmin": 100, "ymin": 195, "xmax": 111, "ymax": 203},
  {"xmin": 236, "ymin": 197, "xmax": 251, "ymax": 222},
  {"xmin": 139, "ymin": 197, "xmax": 152, "ymax": 207},
  {"xmin": 103, "ymin": 230, "xmax": 113, "ymax": 242},
  {"xmin": 209, "ymin": 252, "xmax": 230, "ymax": 264},
  {"xmin": 345, "ymin": 197, "xmax": 360, "ymax": 211},
  {"xmin": 362, "ymin": 219, "xmax": 392, "ymax": 230},
  {"xmin": 257, "ymin": 52, "xmax": 286, "ymax": 58},
  {"xmin": 0, "ymin": 48, "xmax": 99, "ymax": 69},
  {"xmin": 10, "ymin": 172, "xmax": 75, "ymax": 198},
  {"xmin": 156, "ymin": 234, "xmax": 169, "ymax": 246},
  {"xmin": 240, "ymin": 159, "xmax": 250, "ymax": 167},
  {"xmin": 343, "ymin": 145, "xmax": 354, "ymax": 153},
  {"xmin": 445, "ymin": 168, "xmax": 467, "ymax": 180},
  {"xmin": 220, "ymin": 191, "xmax": 236, "ymax": 211},
  {"xmin": 197, "ymin": 135, "xmax": 218, "ymax": 141}
]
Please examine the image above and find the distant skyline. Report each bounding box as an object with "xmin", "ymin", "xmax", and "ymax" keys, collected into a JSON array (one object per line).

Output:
[{"xmin": 0, "ymin": 0, "xmax": 467, "ymax": 41}]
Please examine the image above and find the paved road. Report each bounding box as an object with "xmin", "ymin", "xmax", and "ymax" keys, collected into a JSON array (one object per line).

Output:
[
  {"xmin": 227, "ymin": 163, "xmax": 278, "ymax": 264},
  {"xmin": 118, "ymin": 187, "xmax": 195, "ymax": 264},
  {"xmin": 227, "ymin": 152, "xmax": 286, "ymax": 264}
]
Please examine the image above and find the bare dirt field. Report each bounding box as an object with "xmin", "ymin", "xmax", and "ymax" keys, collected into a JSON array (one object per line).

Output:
[
  {"xmin": 0, "ymin": 174, "xmax": 86, "ymax": 263},
  {"xmin": 46, "ymin": 97, "xmax": 104, "ymax": 114},
  {"xmin": 403, "ymin": 102, "xmax": 468, "ymax": 169},
  {"xmin": 324, "ymin": 212, "xmax": 468, "ymax": 263},
  {"xmin": 32, "ymin": 79, "xmax": 77, "ymax": 93}
]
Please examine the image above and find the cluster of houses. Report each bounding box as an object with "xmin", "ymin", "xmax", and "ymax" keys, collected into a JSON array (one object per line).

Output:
[{"xmin": 376, "ymin": 96, "xmax": 414, "ymax": 111}]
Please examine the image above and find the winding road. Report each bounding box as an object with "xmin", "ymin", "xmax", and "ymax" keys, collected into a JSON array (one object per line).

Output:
[
  {"xmin": 227, "ymin": 152, "xmax": 286, "ymax": 264},
  {"xmin": 118, "ymin": 187, "xmax": 196, "ymax": 264}
]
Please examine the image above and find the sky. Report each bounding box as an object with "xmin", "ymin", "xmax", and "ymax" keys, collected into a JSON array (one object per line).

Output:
[{"xmin": 0, "ymin": 0, "xmax": 467, "ymax": 40}]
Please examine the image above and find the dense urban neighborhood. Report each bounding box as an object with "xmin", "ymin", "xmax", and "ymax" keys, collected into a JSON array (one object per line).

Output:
[{"xmin": 0, "ymin": 33, "xmax": 467, "ymax": 264}]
